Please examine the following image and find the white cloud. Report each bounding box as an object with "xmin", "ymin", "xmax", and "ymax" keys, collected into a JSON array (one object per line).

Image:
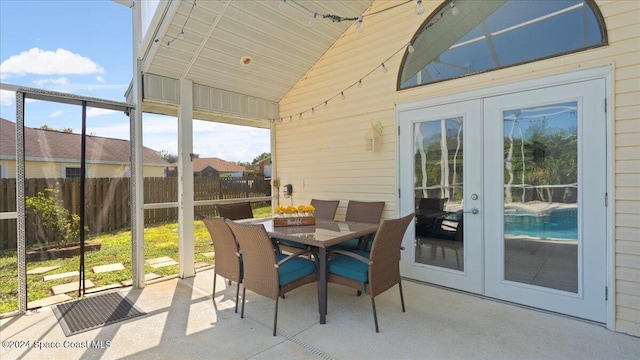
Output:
[
  {"xmin": 49, "ymin": 110, "xmax": 63, "ymax": 117},
  {"xmin": 34, "ymin": 77, "xmax": 69, "ymax": 86},
  {"xmin": 96, "ymin": 76, "xmax": 105, "ymax": 83},
  {"xmin": 86, "ymin": 108, "xmax": 117, "ymax": 117},
  {"xmin": 0, "ymin": 90, "xmax": 14, "ymax": 106},
  {"xmin": 0, "ymin": 48, "xmax": 104, "ymax": 78},
  {"xmin": 137, "ymin": 117, "xmax": 270, "ymax": 162}
]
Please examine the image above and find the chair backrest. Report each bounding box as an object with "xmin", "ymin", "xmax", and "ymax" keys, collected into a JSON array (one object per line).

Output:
[
  {"xmin": 345, "ymin": 200, "xmax": 385, "ymax": 224},
  {"xmin": 418, "ymin": 198, "xmax": 447, "ymax": 211},
  {"xmin": 216, "ymin": 201, "xmax": 254, "ymax": 220},
  {"xmin": 310, "ymin": 199, "xmax": 340, "ymax": 220},
  {"xmin": 225, "ymin": 220, "xmax": 280, "ymax": 300},
  {"xmin": 368, "ymin": 213, "xmax": 414, "ymax": 297},
  {"xmin": 202, "ymin": 217, "xmax": 242, "ymax": 282}
]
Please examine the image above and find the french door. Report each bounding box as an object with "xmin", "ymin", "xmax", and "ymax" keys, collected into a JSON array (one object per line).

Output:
[{"xmin": 398, "ymin": 77, "xmax": 607, "ymax": 322}]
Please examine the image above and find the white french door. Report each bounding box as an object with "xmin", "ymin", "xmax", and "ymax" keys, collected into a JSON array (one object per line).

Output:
[
  {"xmin": 398, "ymin": 76, "xmax": 607, "ymax": 322},
  {"xmin": 398, "ymin": 99, "xmax": 484, "ymax": 294}
]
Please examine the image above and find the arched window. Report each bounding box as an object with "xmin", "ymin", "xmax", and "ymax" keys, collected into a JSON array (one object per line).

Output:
[{"xmin": 398, "ymin": 0, "xmax": 607, "ymax": 90}]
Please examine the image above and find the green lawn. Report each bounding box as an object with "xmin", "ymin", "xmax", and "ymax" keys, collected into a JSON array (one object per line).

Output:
[{"xmin": 0, "ymin": 205, "xmax": 271, "ymax": 315}]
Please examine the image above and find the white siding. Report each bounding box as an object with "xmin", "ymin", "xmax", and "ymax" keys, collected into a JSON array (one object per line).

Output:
[{"xmin": 277, "ymin": 0, "xmax": 640, "ymax": 336}]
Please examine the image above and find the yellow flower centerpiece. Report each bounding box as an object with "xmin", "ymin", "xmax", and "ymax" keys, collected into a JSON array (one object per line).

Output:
[{"xmin": 274, "ymin": 204, "xmax": 316, "ymax": 226}]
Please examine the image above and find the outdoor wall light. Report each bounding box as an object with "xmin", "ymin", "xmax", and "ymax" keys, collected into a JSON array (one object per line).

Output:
[{"xmin": 364, "ymin": 122, "xmax": 383, "ymax": 152}]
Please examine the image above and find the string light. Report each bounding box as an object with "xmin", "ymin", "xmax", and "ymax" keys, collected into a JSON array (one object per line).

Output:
[
  {"xmin": 356, "ymin": 15, "xmax": 364, "ymax": 33},
  {"xmin": 277, "ymin": 40, "xmax": 412, "ymax": 122},
  {"xmin": 285, "ymin": 0, "xmax": 415, "ymax": 32},
  {"xmin": 416, "ymin": 0, "xmax": 425, "ymax": 15},
  {"xmin": 450, "ymin": 2, "xmax": 460, "ymax": 16},
  {"xmin": 155, "ymin": 1, "xmax": 197, "ymax": 47},
  {"xmin": 308, "ymin": 12, "xmax": 317, "ymax": 27},
  {"xmin": 407, "ymin": 42, "xmax": 415, "ymax": 53}
]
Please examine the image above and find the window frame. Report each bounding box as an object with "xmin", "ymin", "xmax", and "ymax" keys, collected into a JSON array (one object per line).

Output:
[{"xmin": 397, "ymin": 0, "xmax": 608, "ymax": 91}]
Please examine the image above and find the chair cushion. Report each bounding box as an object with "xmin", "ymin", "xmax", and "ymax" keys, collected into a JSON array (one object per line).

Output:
[
  {"xmin": 276, "ymin": 254, "xmax": 316, "ymax": 286},
  {"xmin": 328, "ymin": 250, "xmax": 370, "ymax": 283}
]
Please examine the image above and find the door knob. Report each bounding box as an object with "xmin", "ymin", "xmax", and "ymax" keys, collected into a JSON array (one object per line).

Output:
[{"xmin": 464, "ymin": 207, "xmax": 479, "ymax": 215}]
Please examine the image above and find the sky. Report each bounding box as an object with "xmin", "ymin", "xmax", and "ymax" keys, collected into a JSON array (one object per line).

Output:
[{"xmin": 0, "ymin": 0, "xmax": 271, "ymax": 163}]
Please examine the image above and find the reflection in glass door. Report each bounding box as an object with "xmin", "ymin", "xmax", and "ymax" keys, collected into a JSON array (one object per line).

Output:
[
  {"xmin": 413, "ymin": 118, "xmax": 464, "ymax": 271},
  {"xmin": 502, "ymin": 102, "xmax": 578, "ymax": 293},
  {"xmin": 484, "ymin": 79, "xmax": 607, "ymax": 322},
  {"xmin": 399, "ymin": 99, "xmax": 482, "ymax": 294}
]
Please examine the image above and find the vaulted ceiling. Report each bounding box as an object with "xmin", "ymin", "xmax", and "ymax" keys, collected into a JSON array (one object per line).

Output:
[{"xmin": 142, "ymin": 0, "xmax": 375, "ymax": 104}]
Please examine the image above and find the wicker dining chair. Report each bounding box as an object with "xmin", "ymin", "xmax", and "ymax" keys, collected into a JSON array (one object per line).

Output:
[
  {"xmin": 330, "ymin": 200, "xmax": 385, "ymax": 252},
  {"xmin": 215, "ymin": 201, "xmax": 254, "ymax": 220},
  {"xmin": 310, "ymin": 199, "xmax": 340, "ymax": 220},
  {"xmin": 277, "ymin": 199, "xmax": 340, "ymax": 254},
  {"xmin": 328, "ymin": 213, "xmax": 414, "ymax": 332},
  {"xmin": 226, "ymin": 219, "xmax": 317, "ymax": 336},
  {"xmin": 202, "ymin": 217, "xmax": 242, "ymax": 313}
]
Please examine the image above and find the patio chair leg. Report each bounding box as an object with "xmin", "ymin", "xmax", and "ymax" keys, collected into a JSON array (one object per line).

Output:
[
  {"xmin": 371, "ymin": 296, "xmax": 379, "ymax": 333},
  {"xmin": 241, "ymin": 287, "xmax": 246, "ymax": 319},
  {"xmin": 398, "ymin": 281, "xmax": 406, "ymax": 313},
  {"xmin": 273, "ymin": 297, "xmax": 279, "ymax": 336},
  {"xmin": 235, "ymin": 282, "xmax": 240, "ymax": 313}
]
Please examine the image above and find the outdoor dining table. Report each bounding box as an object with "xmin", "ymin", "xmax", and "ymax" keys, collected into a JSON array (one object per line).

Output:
[{"xmin": 239, "ymin": 217, "xmax": 379, "ymax": 324}]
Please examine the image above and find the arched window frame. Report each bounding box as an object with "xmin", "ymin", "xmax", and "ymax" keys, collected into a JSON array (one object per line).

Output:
[{"xmin": 397, "ymin": 0, "xmax": 608, "ymax": 91}]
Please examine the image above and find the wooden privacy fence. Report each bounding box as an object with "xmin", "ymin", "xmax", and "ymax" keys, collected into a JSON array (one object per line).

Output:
[{"xmin": 0, "ymin": 176, "xmax": 271, "ymax": 249}]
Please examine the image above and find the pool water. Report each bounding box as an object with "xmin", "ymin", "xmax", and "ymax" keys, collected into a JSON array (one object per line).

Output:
[{"xmin": 504, "ymin": 207, "xmax": 578, "ymax": 240}]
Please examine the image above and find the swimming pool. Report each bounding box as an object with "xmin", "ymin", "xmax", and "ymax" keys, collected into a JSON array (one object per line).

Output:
[{"xmin": 504, "ymin": 207, "xmax": 578, "ymax": 240}]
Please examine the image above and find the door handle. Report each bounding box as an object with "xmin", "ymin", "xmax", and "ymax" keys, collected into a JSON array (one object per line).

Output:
[{"xmin": 464, "ymin": 207, "xmax": 479, "ymax": 215}]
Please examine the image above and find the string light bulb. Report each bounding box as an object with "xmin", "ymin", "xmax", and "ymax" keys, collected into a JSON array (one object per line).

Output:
[
  {"xmin": 178, "ymin": 30, "xmax": 185, "ymax": 40},
  {"xmin": 341, "ymin": 92, "xmax": 346, "ymax": 100},
  {"xmin": 324, "ymin": 101, "xmax": 328, "ymax": 109},
  {"xmin": 308, "ymin": 12, "xmax": 317, "ymax": 27},
  {"xmin": 278, "ymin": 0, "xmax": 286, "ymax": 10},
  {"xmin": 358, "ymin": 79, "xmax": 363, "ymax": 88},
  {"xmin": 415, "ymin": 0, "xmax": 425, "ymax": 15},
  {"xmin": 450, "ymin": 2, "xmax": 459, "ymax": 16},
  {"xmin": 356, "ymin": 15, "xmax": 364, "ymax": 33},
  {"xmin": 381, "ymin": 63, "xmax": 388, "ymax": 73},
  {"xmin": 407, "ymin": 42, "xmax": 415, "ymax": 54}
]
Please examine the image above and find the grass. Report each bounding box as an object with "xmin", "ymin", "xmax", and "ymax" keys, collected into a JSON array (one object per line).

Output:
[{"xmin": 0, "ymin": 205, "xmax": 272, "ymax": 315}]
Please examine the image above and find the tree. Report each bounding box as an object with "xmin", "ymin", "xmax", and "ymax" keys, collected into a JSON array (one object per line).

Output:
[
  {"xmin": 39, "ymin": 125, "xmax": 73, "ymax": 133},
  {"xmin": 252, "ymin": 152, "xmax": 270, "ymax": 165},
  {"xmin": 25, "ymin": 187, "xmax": 80, "ymax": 248},
  {"xmin": 159, "ymin": 150, "xmax": 178, "ymax": 163}
]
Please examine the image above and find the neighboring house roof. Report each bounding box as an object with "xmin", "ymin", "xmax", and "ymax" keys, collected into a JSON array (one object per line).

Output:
[
  {"xmin": 0, "ymin": 118, "xmax": 168, "ymax": 165},
  {"xmin": 169, "ymin": 157, "xmax": 245, "ymax": 173}
]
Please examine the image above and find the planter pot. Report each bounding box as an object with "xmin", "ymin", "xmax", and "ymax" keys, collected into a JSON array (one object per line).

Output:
[{"xmin": 26, "ymin": 242, "xmax": 101, "ymax": 261}]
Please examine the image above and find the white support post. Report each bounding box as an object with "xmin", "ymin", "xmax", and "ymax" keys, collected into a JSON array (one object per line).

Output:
[
  {"xmin": 178, "ymin": 79, "xmax": 195, "ymax": 278},
  {"xmin": 131, "ymin": 1, "xmax": 145, "ymax": 289}
]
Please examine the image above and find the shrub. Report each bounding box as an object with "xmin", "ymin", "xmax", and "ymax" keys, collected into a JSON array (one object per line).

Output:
[{"xmin": 25, "ymin": 187, "xmax": 80, "ymax": 247}]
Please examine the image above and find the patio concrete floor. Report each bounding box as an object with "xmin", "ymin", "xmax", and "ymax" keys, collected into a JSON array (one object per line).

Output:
[{"xmin": 1, "ymin": 268, "xmax": 638, "ymax": 360}]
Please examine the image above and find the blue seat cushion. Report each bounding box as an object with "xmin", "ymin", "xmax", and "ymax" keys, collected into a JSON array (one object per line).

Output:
[
  {"xmin": 276, "ymin": 254, "xmax": 316, "ymax": 286},
  {"xmin": 328, "ymin": 250, "xmax": 370, "ymax": 283}
]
